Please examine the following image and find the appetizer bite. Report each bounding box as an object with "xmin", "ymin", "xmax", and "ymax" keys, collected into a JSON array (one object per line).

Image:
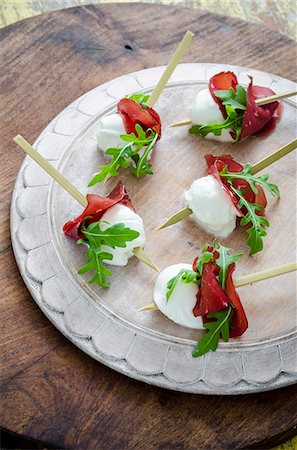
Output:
[
  {"xmin": 89, "ymin": 31, "xmax": 194, "ymax": 186},
  {"xmin": 90, "ymin": 93, "xmax": 162, "ymax": 186},
  {"xmin": 154, "ymin": 243, "xmax": 247, "ymax": 356},
  {"xmin": 159, "ymin": 154, "xmax": 280, "ymax": 255},
  {"xmin": 173, "ymin": 71, "xmax": 285, "ymax": 142},
  {"xmin": 63, "ymin": 181, "xmax": 147, "ymax": 287},
  {"xmin": 145, "ymin": 243, "xmax": 296, "ymax": 357}
]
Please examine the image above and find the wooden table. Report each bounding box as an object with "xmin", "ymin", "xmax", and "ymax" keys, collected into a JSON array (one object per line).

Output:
[{"xmin": 1, "ymin": 4, "xmax": 297, "ymax": 449}]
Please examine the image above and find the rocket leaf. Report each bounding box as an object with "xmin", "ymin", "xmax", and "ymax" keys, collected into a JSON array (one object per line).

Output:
[
  {"xmin": 189, "ymin": 105, "xmax": 243, "ymax": 142},
  {"xmin": 214, "ymin": 85, "xmax": 247, "ymax": 111},
  {"xmin": 220, "ymin": 163, "xmax": 280, "ymax": 198},
  {"xmin": 192, "ymin": 305, "xmax": 233, "ymax": 357},
  {"xmin": 166, "ymin": 269, "xmax": 199, "ymax": 303},
  {"xmin": 88, "ymin": 124, "xmax": 158, "ymax": 186},
  {"xmin": 214, "ymin": 243, "xmax": 243, "ymax": 290},
  {"xmin": 125, "ymin": 92, "xmax": 150, "ymax": 108},
  {"xmin": 77, "ymin": 221, "xmax": 139, "ymax": 287}
]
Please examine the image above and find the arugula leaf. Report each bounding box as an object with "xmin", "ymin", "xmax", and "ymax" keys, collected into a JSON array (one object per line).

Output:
[
  {"xmin": 88, "ymin": 144, "xmax": 133, "ymax": 186},
  {"xmin": 88, "ymin": 124, "xmax": 158, "ymax": 186},
  {"xmin": 214, "ymin": 85, "xmax": 247, "ymax": 111},
  {"xmin": 82, "ymin": 222, "xmax": 140, "ymax": 248},
  {"xmin": 77, "ymin": 221, "xmax": 140, "ymax": 287},
  {"xmin": 131, "ymin": 131, "xmax": 158, "ymax": 178},
  {"xmin": 230, "ymin": 186, "xmax": 269, "ymax": 255},
  {"xmin": 220, "ymin": 163, "xmax": 280, "ymax": 198},
  {"xmin": 78, "ymin": 247, "xmax": 113, "ymax": 288},
  {"xmin": 166, "ymin": 269, "xmax": 199, "ymax": 302},
  {"xmin": 189, "ymin": 105, "xmax": 243, "ymax": 142},
  {"xmin": 194, "ymin": 250, "xmax": 213, "ymax": 277},
  {"xmin": 215, "ymin": 243, "xmax": 243, "ymax": 290},
  {"xmin": 192, "ymin": 305, "xmax": 233, "ymax": 357},
  {"xmin": 125, "ymin": 92, "xmax": 150, "ymax": 108},
  {"xmin": 219, "ymin": 166, "xmax": 279, "ymax": 254}
]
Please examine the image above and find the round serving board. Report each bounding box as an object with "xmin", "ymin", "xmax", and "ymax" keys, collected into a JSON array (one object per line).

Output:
[{"xmin": 11, "ymin": 63, "xmax": 297, "ymax": 395}]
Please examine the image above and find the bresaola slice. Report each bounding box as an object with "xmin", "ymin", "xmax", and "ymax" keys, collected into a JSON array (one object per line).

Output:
[
  {"xmin": 209, "ymin": 71, "xmax": 238, "ymax": 118},
  {"xmin": 192, "ymin": 247, "xmax": 248, "ymax": 338},
  {"xmin": 118, "ymin": 98, "xmax": 162, "ymax": 139},
  {"xmin": 208, "ymin": 71, "xmax": 281, "ymax": 140},
  {"xmin": 205, "ymin": 153, "xmax": 267, "ymax": 217},
  {"xmin": 225, "ymin": 263, "xmax": 248, "ymax": 337},
  {"xmin": 193, "ymin": 262, "xmax": 229, "ymax": 317},
  {"xmin": 63, "ymin": 181, "xmax": 134, "ymax": 240},
  {"xmin": 241, "ymin": 78, "xmax": 280, "ymax": 139}
]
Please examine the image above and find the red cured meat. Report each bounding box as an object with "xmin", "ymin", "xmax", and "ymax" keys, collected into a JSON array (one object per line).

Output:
[
  {"xmin": 241, "ymin": 77, "xmax": 279, "ymax": 139},
  {"xmin": 63, "ymin": 181, "xmax": 134, "ymax": 240},
  {"xmin": 209, "ymin": 71, "xmax": 238, "ymax": 117},
  {"xmin": 193, "ymin": 261, "xmax": 229, "ymax": 317},
  {"xmin": 225, "ymin": 264, "xmax": 248, "ymax": 337},
  {"xmin": 118, "ymin": 98, "xmax": 161, "ymax": 139},
  {"xmin": 192, "ymin": 249, "xmax": 248, "ymax": 338}
]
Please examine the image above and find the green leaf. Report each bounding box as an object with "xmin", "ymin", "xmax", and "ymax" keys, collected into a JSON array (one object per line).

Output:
[
  {"xmin": 78, "ymin": 249, "xmax": 113, "ymax": 288},
  {"xmin": 189, "ymin": 104, "xmax": 243, "ymax": 142},
  {"xmin": 214, "ymin": 85, "xmax": 247, "ymax": 110},
  {"xmin": 192, "ymin": 305, "xmax": 233, "ymax": 357},
  {"xmin": 82, "ymin": 222, "xmax": 140, "ymax": 249},
  {"xmin": 77, "ymin": 221, "xmax": 140, "ymax": 287},
  {"xmin": 166, "ymin": 269, "xmax": 199, "ymax": 303},
  {"xmin": 194, "ymin": 250, "xmax": 213, "ymax": 277},
  {"xmin": 132, "ymin": 129, "xmax": 158, "ymax": 178},
  {"xmin": 220, "ymin": 163, "xmax": 280, "ymax": 198},
  {"xmin": 88, "ymin": 144, "xmax": 133, "ymax": 186},
  {"xmin": 229, "ymin": 186, "xmax": 269, "ymax": 255},
  {"xmin": 88, "ymin": 124, "xmax": 158, "ymax": 186},
  {"xmin": 219, "ymin": 165, "xmax": 279, "ymax": 254},
  {"xmin": 125, "ymin": 92, "xmax": 150, "ymax": 108},
  {"xmin": 215, "ymin": 243, "xmax": 243, "ymax": 290}
]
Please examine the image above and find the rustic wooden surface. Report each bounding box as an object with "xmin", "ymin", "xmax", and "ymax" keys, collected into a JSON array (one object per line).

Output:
[
  {"xmin": 1, "ymin": 4, "xmax": 297, "ymax": 449},
  {"xmin": 1, "ymin": 0, "xmax": 296, "ymax": 41}
]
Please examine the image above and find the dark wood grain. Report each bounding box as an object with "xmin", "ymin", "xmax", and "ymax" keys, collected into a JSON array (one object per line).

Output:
[{"xmin": 1, "ymin": 4, "xmax": 297, "ymax": 449}]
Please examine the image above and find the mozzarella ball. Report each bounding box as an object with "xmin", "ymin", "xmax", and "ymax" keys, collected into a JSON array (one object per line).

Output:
[
  {"xmin": 184, "ymin": 175, "xmax": 239, "ymax": 238},
  {"xmin": 97, "ymin": 114, "xmax": 127, "ymax": 153},
  {"xmin": 96, "ymin": 113, "xmax": 152, "ymax": 159},
  {"xmin": 190, "ymin": 88, "xmax": 234, "ymax": 142},
  {"xmin": 153, "ymin": 263, "xmax": 203, "ymax": 329},
  {"xmin": 100, "ymin": 204, "xmax": 145, "ymax": 266}
]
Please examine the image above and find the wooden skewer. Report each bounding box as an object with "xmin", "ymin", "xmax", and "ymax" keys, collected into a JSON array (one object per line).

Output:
[
  {"xmin": 157, "ymin": 206, "xmax": 192, "ymax": 230},
  {"xmin": 256, "ymin": 89, "xmax": 297, "ymax": 106},
  {"xmin": 146, "ymin": 31, "xmax": 194, "ymax": 108},
  {"xmin": 139, "ymin": 261, "xmax": 297, "ymax": 311},
  {"xmin": 13, "ymin": 135, "xmax": 159, "ymax": 272},
  {"xmin": 157, "ymin": 138, "xmax": 297, "ymax": 230},
  {"xmin": 170, "ymin": 119, "xmax": 192, "ymax": 128},
  {"xmin": 170, "ymin": 89, "xmax": 297, "ymax": 127},
  {"xmin": 234, "ymin": 261, "xmax": 297, "ymax": 287},
  {"xmin": 250, "ymin": 138, "xmax": 297, "ymax": 175}
]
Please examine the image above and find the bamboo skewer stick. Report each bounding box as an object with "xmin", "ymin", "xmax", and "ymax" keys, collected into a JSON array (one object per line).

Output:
[
  {"xmin": 139, "ymin": 261, "xmax": 297, "ymax": 311},
  {"xmin": 250, "ymin": 138, "xmax": 297, "ymax": 174},
  {"xmin": 234, "ymin": 261, "xmax": 297, "ymax": 287},
  {"xmin": 14, "ymin": 135, "xmax": 88, "ymax": 208},
  {"xmin": 170, "ymin": 119, "xmax": 192, "ymax": 128},
  {"xmin": 256, "ymin": 89, "xmax": 297, "ymax": 106},
  {"xmin": 170, "ymin": 89, "xmax": 297, "ymax": 127},
  {"xmin": 146, "ymin": 31, "xmax": 194, "ymax": 108},
  {"xmin": 157, "ymin": 206, "xmax": 192, "ymax": 230},
  {"xmin": 13, "ymin": 135, "xmax": 159, "ymax": 272},
  {"xmin": 157, "ymin": 138, "xmax": 297, "ymax": 230}
]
